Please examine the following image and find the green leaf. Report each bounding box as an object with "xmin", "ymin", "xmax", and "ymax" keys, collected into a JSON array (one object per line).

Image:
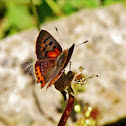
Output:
[{"xmin": 5, "ymin": 3, "xmax": 33, "ymax": 30}]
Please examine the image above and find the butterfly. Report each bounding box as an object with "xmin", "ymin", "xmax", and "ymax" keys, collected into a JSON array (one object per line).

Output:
[{"xmin": 35, "ymin": 30, "xmax": 75, "ymax": 89}]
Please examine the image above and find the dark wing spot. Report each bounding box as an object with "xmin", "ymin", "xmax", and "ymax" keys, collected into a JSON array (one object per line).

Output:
[
  {"xmin": 36, "ymin": 73, "xmax": 38, "ymax": 75},
  {"xmin": 53, "ymin": 46, "xmax": 56, "ymax": 49},
  {"xmin": 43, "ymin": 47, "xmax": 46, "ymax": 51},
  {"xmin": 45, "ymin": 51, "xmax": 49, "ymax": 56},
  {"xmin": 44, "ymin": 36, "xmax": 51, "ymax": 43},
  {"xmin": 40, "ymin": 80, "xmax": 43, "ymax": 84},
  {"xmin": 38, "ymin": 77, "xmax": 40, "ymax": 80},
  {"xmin": 44, "ymin": 40, "xmax": 46, "ymax": 43},
  {"xmin": 49, "ymin": 41, "xmax": 53, "ymax": 46}
]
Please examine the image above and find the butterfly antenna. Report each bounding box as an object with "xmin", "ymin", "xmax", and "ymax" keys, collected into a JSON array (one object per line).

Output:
[
  {"xmin": 55, "ymin": 27, "xmax": 65, "ymax": 49},
  {"xmin": 75, "ymin": 40, "xmax": 88, "ymax": 47},
  {"xmin": 83, "ymin": 74, "xmax": 98, "ymax": 82}
]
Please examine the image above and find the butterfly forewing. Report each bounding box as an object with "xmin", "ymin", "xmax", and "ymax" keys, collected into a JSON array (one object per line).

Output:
[
  {"xmin": 64, "ymin": 44, "xmax": 74, "ymax": 68},
  {"xmin": 36, "ymin": 30, "xmax": 62, "ymax": 60}
]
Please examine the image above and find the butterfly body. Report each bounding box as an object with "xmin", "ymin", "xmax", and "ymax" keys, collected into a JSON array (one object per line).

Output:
[
  {"xmin": 35, "ymin": 30, "xmax": 74, "ymax": 89},
  {"xmin": 54, "ymin": 71, "xmax": 75, "ymax": 92}
]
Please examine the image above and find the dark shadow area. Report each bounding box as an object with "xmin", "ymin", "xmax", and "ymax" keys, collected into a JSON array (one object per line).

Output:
[{"xmin": 104, "ymin": 118, "xmax": 126, "ymax": 126}]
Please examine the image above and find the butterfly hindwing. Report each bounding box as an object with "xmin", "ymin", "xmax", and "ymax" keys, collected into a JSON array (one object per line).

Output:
[
  {"xmin": 36, "ymin": 30, "xmax": 62, "ymax": 60},
  {"xmin": 35, "ymin": 59, "xmax": 56, "ymax": 88}
]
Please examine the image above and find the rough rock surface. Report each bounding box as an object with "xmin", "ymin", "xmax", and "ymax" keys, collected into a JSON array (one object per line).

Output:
[{"xmin": 0, "ymin": 4, "xmax": 126, "ymax": 126}]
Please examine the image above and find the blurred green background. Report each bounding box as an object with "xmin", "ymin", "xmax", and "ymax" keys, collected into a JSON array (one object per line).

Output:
[{"xmin": 0, "ymin": 0, "xmax": 125, "ymax": 40}]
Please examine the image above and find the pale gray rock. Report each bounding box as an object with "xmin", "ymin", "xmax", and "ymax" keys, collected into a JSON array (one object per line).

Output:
[{"xmin": 0, "ymin": 3, "xmax": 126, "ymax": 126}]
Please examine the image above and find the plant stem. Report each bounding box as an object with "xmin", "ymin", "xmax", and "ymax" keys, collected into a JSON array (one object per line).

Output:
[
  {"xmin": 58, "ymin": 86, "xmax": 75, "ymax": 126},
  {"xmin": 30, "ymin": 0, "xmax": 40, "ymax": 31}
]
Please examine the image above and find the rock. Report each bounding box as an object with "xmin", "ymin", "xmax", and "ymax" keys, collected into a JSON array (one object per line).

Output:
[{"xmin": 0, "ymin": 3, "xmax": 126, "ymax": 126}]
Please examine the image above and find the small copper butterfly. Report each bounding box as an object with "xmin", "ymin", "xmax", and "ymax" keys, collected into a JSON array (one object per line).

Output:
[{"xmin": 35, "ymin": 30, "xmax": 75, "ymax": 89}]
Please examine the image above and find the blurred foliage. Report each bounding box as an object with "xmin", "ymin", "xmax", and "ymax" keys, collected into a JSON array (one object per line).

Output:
[
  {"xmin": 75, "ymin": 105, "xmax": 99, "ymax": 126},
  {"xmin": 0, "ymin": 0, "xmax": 125, "ymax": 39},
  {"xmin": 72, "ymin": 73, "xmax": 99, "ymax": 125}
]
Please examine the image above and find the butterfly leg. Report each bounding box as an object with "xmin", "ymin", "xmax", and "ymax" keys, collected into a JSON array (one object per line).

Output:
[
  {"xmin": 67, "ymin": 85, "xmax": 75, "ymax": 97},
  {"xmin": 74, "ymin": 74, "xmax": 98, "ymax": 85},
  {"xmin": 61, "ymin": 91, "xmax": 67, "ymax": 101}
]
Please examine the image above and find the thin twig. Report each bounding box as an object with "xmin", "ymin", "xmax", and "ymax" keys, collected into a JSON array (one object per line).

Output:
[{"xmin": 58, "ymin": 86, "xmax": 75, "ymax": 126}]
